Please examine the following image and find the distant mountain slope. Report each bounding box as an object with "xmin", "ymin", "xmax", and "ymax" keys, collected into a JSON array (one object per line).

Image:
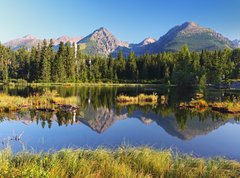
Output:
[
  {"xmin": 148, "ymin": 22, "xmax": 234, "ymax": 53},
  {"xmin": 52, "ymin": 36, "xmax": 83, "ymax": 45},
  {"xmin": 4, "ymin": 34, "xmax": 41, "ymax": 50},
  {"xmin": 4, "ymin": 35, "xmax": 83, "ymax": 51},
  {"xmin": 134, "ymin": 37, "xmax": 156, "ymax": 47},
  {"xmin": 112, "ymin": 37, "xmax": 156, "ymax": 57}
]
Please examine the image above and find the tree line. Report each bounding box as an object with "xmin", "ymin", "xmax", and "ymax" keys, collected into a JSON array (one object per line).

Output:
[{"xmin": 0, "ymin": 40, "xmax": 240, "ymax": 86}]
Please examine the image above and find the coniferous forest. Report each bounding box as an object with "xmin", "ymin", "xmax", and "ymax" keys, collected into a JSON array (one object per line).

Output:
[{"xmin": 0, "ymin": 40, "xmax": 240, "ymax": 87}]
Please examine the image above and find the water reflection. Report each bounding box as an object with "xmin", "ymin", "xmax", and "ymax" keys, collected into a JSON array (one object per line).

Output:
[
  {"xmin": 1, "ymin": 86, "xmax": 239, "ymax": 140},
  {"xmin": 0, "ymin": 86, "xmax": 240, "ymax": 159}
]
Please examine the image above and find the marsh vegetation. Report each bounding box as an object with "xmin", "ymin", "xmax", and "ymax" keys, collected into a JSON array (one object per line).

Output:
[{"xmin": 0, "ymin": 147, "xmax": 239, "ymax": 178}]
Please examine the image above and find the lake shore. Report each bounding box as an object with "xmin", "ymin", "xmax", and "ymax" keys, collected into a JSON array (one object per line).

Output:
[
  {"xmin": 0, "ymin": 82, "xmax": 169, "ymax": 88},
  {"xmin": 1, "ymin": 147, "xmax": 239, "ymax": 178}
]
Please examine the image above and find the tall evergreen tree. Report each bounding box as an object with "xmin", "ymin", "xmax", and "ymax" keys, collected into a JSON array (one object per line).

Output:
[
  {"xmin": 40, "ymin": 39, "xmax": 51, "ymax": 82},
  {"xmin": 65, "ymin": 42, "xmax": 76, "ymax": 82}
]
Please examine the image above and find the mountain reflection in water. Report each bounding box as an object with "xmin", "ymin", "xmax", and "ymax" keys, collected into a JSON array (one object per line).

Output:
[{"xmin": 0, "ymin": 86, "xmax": 240, "ymax": 159}]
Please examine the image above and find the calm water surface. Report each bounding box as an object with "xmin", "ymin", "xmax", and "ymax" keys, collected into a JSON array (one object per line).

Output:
[{"xmin": 0, "ymin": 86, "xmax": 240, "ymax": 160}]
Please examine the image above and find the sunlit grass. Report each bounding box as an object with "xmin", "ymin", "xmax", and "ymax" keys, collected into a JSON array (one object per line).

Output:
[
  {"xmin": 180, "ymin": 99, "xmax": 240, "ymax": 114},
  {"xmin": 52, "ymin": 96, "xmax": 79, "ymax": 105},
  {"xmin": 116, "ymin": 93, "xmax": 158, "ymax": 106},
  {"xmin": 209, "ymin": 101, "xmax": 240, "ymax": 114},
  {"xmin": 0, "ymin": 90, "xmax": 78, "ymax": 111},
  {"xmin": 0, "ymin": 147, "xmax": 239, "ymax": 177},
  {"xmin": 180, "ymin": 99, "xmax": 208, "ymax": 109}
]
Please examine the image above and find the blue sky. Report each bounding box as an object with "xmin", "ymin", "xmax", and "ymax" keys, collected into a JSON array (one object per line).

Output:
[{"xmin": 0, "ymin": 0, "xmax": 239, "ymax": 43}]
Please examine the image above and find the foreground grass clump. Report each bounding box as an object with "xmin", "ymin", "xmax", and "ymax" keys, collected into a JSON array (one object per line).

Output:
[
  {"xmin": 116, "ymin": 93, "xmax": 158, "ymax": 105},
  {"xmin": 0, "ymin": 90, "xmax": 78, "ymax": 111},
  {"xmin": 0, "ymin": 147, "xmax": 239, "ymax": 178}
]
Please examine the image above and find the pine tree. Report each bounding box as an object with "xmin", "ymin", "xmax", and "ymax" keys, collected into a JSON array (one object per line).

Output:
[
  {"xmin": 128, "ymin": 51, "xmax": 137, "ymax": 80},
  {"xmin": 53, "ymin": 42, "xmax": 66, "ymax": 82},
  {"xmin": 15, "ymin": 47, "xmax": 30, "ymax": 80},
  {"xmin": 29, "ymin": 47, "xmax": 38, "ymax": 82},
  {"xmin": 116, "ymin": 51, "xmax": 125, "ymax": 79},
  {"xmin": 172, "ymin": 45, "xmax": 196, "ymax": 87},
  {"xmin": 65, "ymin": 42, "xmax": 76, "ymax": 82},
  {"xmin": 40, "ymin": 39, "xmax": 51, "ymax": 82}
]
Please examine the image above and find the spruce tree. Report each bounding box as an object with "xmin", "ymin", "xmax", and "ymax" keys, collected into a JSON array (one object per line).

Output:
[{"xmin": 40, "ymin": 39, "xmax": 51, "ymax": 82}]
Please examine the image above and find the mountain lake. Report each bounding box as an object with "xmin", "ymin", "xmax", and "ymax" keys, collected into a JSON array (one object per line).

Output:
[{"xmin": 0, "ymin": 86, "xmax": 240, "ymax": 160}]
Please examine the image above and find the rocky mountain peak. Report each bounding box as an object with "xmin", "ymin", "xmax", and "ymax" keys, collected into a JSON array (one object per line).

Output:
[
  {"xmin": 77, "ymin": 27, "xmax": 123, "ymax": 55},
  {"xmin": 182, "ymin": 21, "xmax": 199, "ymax": 28},
  {"xmin": 97, "ymin": 27, "xmax": 108, "ymax": 32},
  {"xmin": 178, "ymin": 21, "xmax": 210, "ymax": 34},
  {"xmin": 89, "ymin": 27, "xmax": 114, "ymax": 40},
  {"xmin": 139, "ymin": 37, "xmax": 156, "ymax": 46}
]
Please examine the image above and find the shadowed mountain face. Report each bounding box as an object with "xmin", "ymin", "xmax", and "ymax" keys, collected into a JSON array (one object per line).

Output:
[
  {"xmin": 3, "ymin": 21, "xmax": 236, "ymax": 55},
  {"xmin": 233, "ymin": 39, "xmax": 240, "ymax": 48},
  {"xmin": 127, "ymin": 37, "xmax": 157, "ymax": 56},
  {"xmin": 151, "ymin": 115, "xmax": 229, "ymax": 140},
  {"xmin": 127, "ymin": 109, "xmax": 230, "ymax": 140}
]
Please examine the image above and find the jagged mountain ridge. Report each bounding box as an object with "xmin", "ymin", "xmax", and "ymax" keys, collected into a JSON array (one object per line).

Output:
[
  {"xmin": 3, "ymin": 22, "xmax": 237, "ymax": 55},
  {"xmin": 4, "ymin": 35, "xmax": 83, "ymax": 51}
]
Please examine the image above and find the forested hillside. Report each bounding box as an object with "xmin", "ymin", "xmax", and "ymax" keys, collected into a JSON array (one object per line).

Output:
[{"xmin": 0, "ymin": 40, "xmax": 240, "ymax": 87}]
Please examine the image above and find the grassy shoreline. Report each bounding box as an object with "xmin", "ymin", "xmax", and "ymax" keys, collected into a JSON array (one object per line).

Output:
[
  {"xmin": 0, "ymin": 81, "xmax": 169, "ymax": 88},
  {"xmin": 0, "ymin": 90, "xmax": 78, "ymax": 112},
  {"xmin": 0, "ymin": 147, "xmax": 239, "ymax": 177}
]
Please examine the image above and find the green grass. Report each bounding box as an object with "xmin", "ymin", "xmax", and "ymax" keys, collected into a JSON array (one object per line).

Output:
[{"xmin": 0, "ymin": 147, "xmax": 239, "ymax": 177}]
